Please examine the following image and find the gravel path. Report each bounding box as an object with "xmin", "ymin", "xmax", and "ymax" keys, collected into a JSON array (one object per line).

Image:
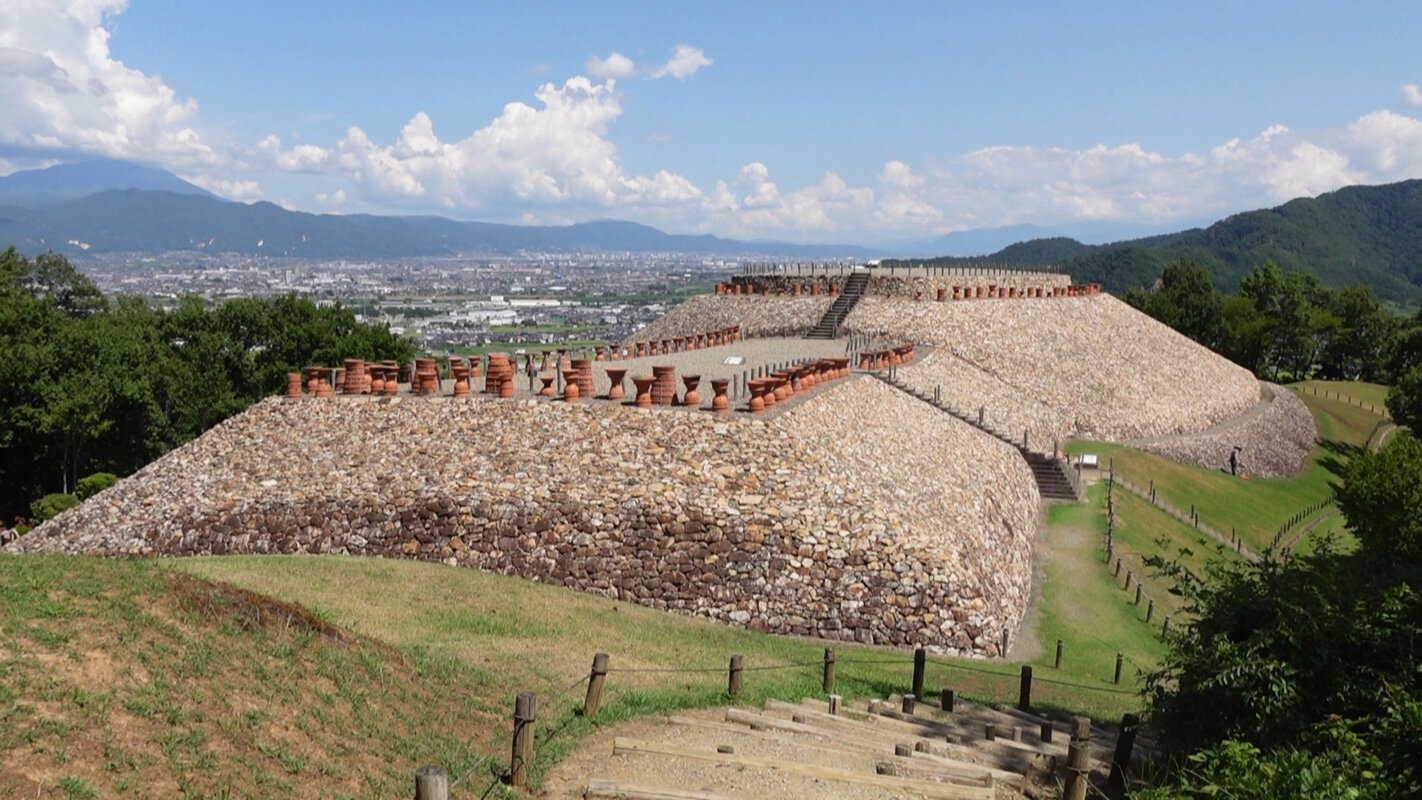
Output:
[{"xmin": 1129, "ymin": 382, "xmax": 1315, "ymax": 478}]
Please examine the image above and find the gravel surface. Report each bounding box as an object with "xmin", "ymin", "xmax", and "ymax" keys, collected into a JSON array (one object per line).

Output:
[
  {"xmin": 624, "ymin": 295, "xmax": 834, "ymax": 345},
  {"xmin": 845, "ymin": 295, "xmax": 1260, "ymax": 441},
  {"xmin": 9, "ymin": 377, "xmax": 1039, "ymax": 655}
]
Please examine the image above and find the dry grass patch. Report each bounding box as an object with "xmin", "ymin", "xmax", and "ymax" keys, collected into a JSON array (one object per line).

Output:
[{"xmin": 0, "ymin": 555, "xmax": 496, "ymax": 799}]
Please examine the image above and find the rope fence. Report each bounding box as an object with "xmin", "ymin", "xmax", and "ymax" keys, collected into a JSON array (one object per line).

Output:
[
  {"xmin": 1291, "ymin": 384, "xmax": 1391, "ymax": 419},
  {"xmin": 406, "ymin": 636, "xmax": 1150, "ymax": 797}
]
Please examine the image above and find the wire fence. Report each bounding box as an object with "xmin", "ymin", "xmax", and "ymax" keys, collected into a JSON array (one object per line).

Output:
[{"xmin": 1291, "ymin": 384, "xmax": 1391, "ymax": 419}]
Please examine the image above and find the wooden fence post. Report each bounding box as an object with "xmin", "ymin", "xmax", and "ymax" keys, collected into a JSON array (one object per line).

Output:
[
  {"xmin": 510, "ymin": 692, "xmax": 537, "ymax": 788},
  {"xmin": 1114, "ymin": 653, "xmax": 1124, "ymax": 685},
  {"xmin": 1018, "ymin": 665, "xmax": 1033, "ymax": 711},
  {"xmin": 940, "ymin": 688, "xmax": 954, "ymax": 712},
  {"xmin": 1146, "ymin": 599, "xmax": 1155, "ymax": 623},
  {"xmin": 1064, "ymin": 716, "xmax": 1092, "ymax": 800},
  {"xmin": 414, "ymin": 766, "xmax": 448, "ymax": 800},
  {"xmin": 1055, "ymin": 639, "xmax": 1064, "ymax": 669},
  {"xmin": 1106, "ymin": 713, "xmax": 1141, "ymax": 800},
  {"xmin": 584, "ymin": 653, "xmax": 608, "ymax": 717},
  {"xmin": 823, "ymin": 647, "xmax": 836, "ymax": 694},
  {"xmin": 728, "ymin": 654, "xmax": 743, "ymax": 699},
  {"xmin": 912, "ymin": 647, "xmax": 926, "ymax": 698}
]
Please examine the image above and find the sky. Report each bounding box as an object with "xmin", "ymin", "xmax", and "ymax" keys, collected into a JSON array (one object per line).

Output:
[{"xmin": 2, "ymin": 1, "xmax": 1421, "ymax": 246}]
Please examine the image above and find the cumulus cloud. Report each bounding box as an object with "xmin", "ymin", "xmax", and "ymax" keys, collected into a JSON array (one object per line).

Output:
[
  {"xmin": 586, "ymin": 52, "xmax": 635, "ymax": 80},
  {"xmin": 253, "ymin": 75, "xmax": 703, "ymax": 213},
  {"xmin": 1404, "ymin": 84, "xmax": 1422, "ymax": 107},
  {"xmin": 182, "ymin": 174, "xmax": 262, "ymax": 201},
  {"xmin": 0, "ymin": 1, "xmax": 214, "ymax": 165},
  {"xmin": 651, "ymin": 44, "xmax": 712, "ymax": 79}
]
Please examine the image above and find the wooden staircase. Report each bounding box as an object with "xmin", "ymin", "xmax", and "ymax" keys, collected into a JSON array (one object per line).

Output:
[
  {"xmin": 580, "ymin": 694, "xmax": 1121, "ymax": 799},
  {"xmin": 804, "ymin": 271, "xmax": 871, "ymax": 339},
  {"xmin": 876, "ymin": 373, "xmax": 1084, "ymax": 502}
]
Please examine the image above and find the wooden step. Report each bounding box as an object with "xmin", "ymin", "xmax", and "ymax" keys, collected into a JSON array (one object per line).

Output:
[
  {"xmin": 611, "ymin": 737, "xmax": 994, "ymax": 800},
  {"xmin": 718, "ymin": 709, "xmax": 1021, "ymax": 785},
  {"xmin": 584, "ymin": 778, "xmax": 735, "ymax": 800}
]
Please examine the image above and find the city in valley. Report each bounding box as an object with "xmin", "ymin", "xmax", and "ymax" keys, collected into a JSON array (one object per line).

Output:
[{"xmin": 79, "ymin": 251, "xmax": 852, "ymax": 351}]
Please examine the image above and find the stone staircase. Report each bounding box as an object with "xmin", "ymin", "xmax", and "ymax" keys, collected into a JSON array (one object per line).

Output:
[
  {"xmin": 876, "ymin": 373, "xmax": 1084, "ymax": 502},
  {"xmin": 576, "ymin": 694, "xmax": 1123, "ymax": 799},
  {"xmin": 804, "ymin": 271, "xmax": 871, "ymax": 339}
]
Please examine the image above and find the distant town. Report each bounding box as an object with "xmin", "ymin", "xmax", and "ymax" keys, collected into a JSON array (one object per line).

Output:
[{"xmin": 76, "ymin": 250, "xmax": 859, "ymax": 353}]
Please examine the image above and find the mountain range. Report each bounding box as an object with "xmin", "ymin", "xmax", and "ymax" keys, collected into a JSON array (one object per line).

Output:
[
  {"xmin": 3, "ymin": 159, "xmax": 1422, "ymax": 304},
  {"xmin": 900, "ymin": 179, "xmax": 1422, "ymax": 306},
  {"xmin": 0, "ymin": 160, "xmax": 874, "ymax": 260}
]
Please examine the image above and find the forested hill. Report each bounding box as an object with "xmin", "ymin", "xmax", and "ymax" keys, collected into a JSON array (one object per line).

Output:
[
  {"xmin": 898, "ymin": 179, "xmax": 1422, "ymax": 306},
  {"xmin": 0, "ymin": 189, "xmax": 874, "ymax": 259}
]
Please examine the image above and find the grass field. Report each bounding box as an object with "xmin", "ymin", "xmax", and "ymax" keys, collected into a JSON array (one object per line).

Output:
[
  {"xmin": 1066, "ymin": 384, "xmax": 1383, "ymax": 554},
  {"xmin": 4, "ymin": 380, "xmax": 1393, "ymax": 796},
  {"xmin": 0, "ymin": 556, "xmax": 497, "ymax": 799}
]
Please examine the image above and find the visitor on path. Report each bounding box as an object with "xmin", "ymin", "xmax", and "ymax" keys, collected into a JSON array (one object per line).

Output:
[{"xmin": 1228, "ymin": 445, "xmax": 1245, "ymax": 477}]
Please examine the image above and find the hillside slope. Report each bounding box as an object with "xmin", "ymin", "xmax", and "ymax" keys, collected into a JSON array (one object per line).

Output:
[
  {"xmin": 898, "ymin": 179, "xmax": 1422, "ymax": 304},
  {"xmin": 0, "ymin": 555, "xmax": 493, "ymax": 799}
]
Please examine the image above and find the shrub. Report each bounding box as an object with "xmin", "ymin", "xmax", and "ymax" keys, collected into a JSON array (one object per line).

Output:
[
  {"xmin": 76, "ymin": 472, "xmax": 119, "ymax": 500},
  {"xmin": 31, "ymin": 493, "xmax": 80, "ymax": 522}
]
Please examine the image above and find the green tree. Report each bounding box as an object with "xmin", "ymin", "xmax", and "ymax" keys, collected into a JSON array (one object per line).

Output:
[{"xmin": 1335, "ymin": 433, "xmax": 1422, "ymax": 563}]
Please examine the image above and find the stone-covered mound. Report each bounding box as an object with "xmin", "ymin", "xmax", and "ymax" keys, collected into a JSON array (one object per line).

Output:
[
  {"xmin": 10, "ymin": 378, "xmax": 1040, "ymax": 655},
  {"xmin": 1133, "ymin": 383, "xmax": 1316, "ymax": 478},
  {"xmin": 624, "ymin": 294, "xmax": 833, "ymax": 346},
  {"xmin": 848, "ymin": 294, "xmax": 1263, "ymax": 441}
]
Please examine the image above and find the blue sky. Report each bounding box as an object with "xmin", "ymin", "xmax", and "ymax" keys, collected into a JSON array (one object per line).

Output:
[{"xmin": 2, "ymin": 1, "xmax": 1421, "ymax": 245}]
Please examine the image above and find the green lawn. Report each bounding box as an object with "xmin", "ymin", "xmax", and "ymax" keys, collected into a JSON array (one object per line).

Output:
[
  {"xmin": 1066, "ymin": 385, "xmax": 1380, "ymax": 553},
  {"xmin": 174, "ymin": 550, "xmax": 1148, "ymax": 728},
  {"xmin": 1293, "ymin": 380, "xmax": 1390, "ymax": 414},
  {"xmin": 1029, "ymin": 487, "xmax": 1170, "ymax": 695}
]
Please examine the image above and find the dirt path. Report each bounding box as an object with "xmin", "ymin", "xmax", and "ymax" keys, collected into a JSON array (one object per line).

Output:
[{"xmin": 1118, "ymin": 382, "xmax": 1275, "ymax": 447}]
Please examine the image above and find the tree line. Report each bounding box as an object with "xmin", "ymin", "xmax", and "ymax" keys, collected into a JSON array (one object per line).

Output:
[
  {"xmin": 1138, "ymin": 434, "xmax": 1422, "ymax": 798},
  {"xmin": 0, "ymin": 247, "xmax": 414, "ymax": 526},
  {"xmin": 1124, "ymin": 260, "xmax": 1422, "ymax": 429}
]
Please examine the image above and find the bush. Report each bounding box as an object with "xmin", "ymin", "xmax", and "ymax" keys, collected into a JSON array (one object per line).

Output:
[
  {"xmin": 75, "ymin": 472, "xmax": 119, "ymax": 500},
  {"xmin": 30, "ymin": 493, "xmax": 79, "ymax": 522}
]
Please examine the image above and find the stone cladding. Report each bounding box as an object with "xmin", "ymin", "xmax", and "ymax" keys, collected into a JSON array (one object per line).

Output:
[
  {"xmin": 8, "ymin": 378, "xmax": 1040, "ymax": 656},
  {"xmin": 899, "ymin": 350, "xmax": 1073, "ymax": 451},
  {"xmin": 624, "ymin": 295, "xmax": 833, "ymax": 346},
  {"xmin": 1134, "ymin": 383, "xmax": 1316, "ymax": 478},
  {"xmin": 846, "ymin": 294, "xmax": 1262, "ymax": 441}
]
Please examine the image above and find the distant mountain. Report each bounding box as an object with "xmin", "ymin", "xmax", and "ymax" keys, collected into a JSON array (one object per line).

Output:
[
  {"xmin": 894, "ymin": 220, "xmax": 1204, "ymax": 258},
  {"xmin": 0, "ymin": 187, "xmax": 876, "ymax": 259},
  {"xmin": 899, "ymin": 180, "xmax": 1422, "ymax": 305},
  {"xmin": 0, "ymin": 159, "xmax": 216, "ymax": 207}
]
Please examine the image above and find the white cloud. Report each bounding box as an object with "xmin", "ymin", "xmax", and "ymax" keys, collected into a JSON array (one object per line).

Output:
[
  {"xmin": 254, "ymin": 75, "xmax": 705, "ymax": 214},
  {"xmin": 651, "ymin": 44, "xmax": 712, "ymax": 80},
  {"xmin": 0, "ymin": 1, "xmax": 214, "ymax": 165},
  {"xmin": 1346, "ymin": 110, "xmax": 1422, "ymax": 177},
  {"xmin": 182, "ymin": 173, "xmax": 262, "ymax": 201},
  {"xmin": 1403, "ymin": 84, "xmax": 1422, "ymax": 107},
  {"xmin": 586, "ymin": 52, "xmax": 635, "ymax": 80}
]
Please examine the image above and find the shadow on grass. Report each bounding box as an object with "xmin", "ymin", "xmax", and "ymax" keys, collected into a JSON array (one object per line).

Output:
[{"xmin": 1316, "ymin": 438, "xmax": 1364, "ymax": 479}]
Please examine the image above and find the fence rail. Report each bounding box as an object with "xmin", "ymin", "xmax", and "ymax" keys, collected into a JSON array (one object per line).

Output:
[
  {"xmin": 420, "ymin": 638, "xmax": 1147, "ymax": 795},
  {"xmin": 1291, "ymin": 384, "xmax": 1391, "ymax": 419}
]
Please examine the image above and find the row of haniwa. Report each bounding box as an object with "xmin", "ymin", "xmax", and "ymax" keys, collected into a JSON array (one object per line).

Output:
[
  {"xmin": 284, "ymin": 352, "xmax": 858, "ymax": 414},
  {"xmin": 714, "ymin": 281, "xmax": 838, "ymax": 296},
  {"xmin": 857, "ymin": 342, "xmax": 917, "ymax": 371},
  {"xmin": 925, "ymin": 283, "xmax": 1102, "ymax": 301},
  {"xmin": 283, "ymin": 323, "xmax": 745, "ymax": 400}
]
